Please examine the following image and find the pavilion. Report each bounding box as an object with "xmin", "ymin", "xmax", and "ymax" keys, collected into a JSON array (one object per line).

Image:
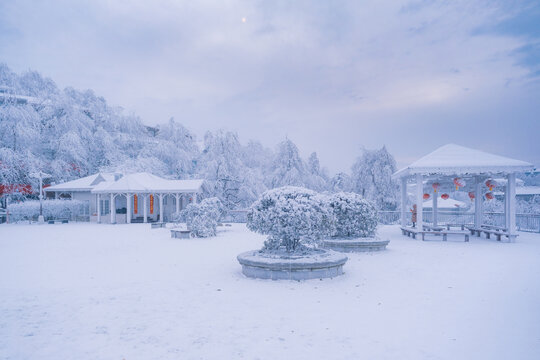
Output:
[
  {"xmin": 392, "ymin": 144, "xmax": 534, "ymax": 242},
  {"xmin": 46, "ymin": 172, "xmax": 205, "ymax": 224}
]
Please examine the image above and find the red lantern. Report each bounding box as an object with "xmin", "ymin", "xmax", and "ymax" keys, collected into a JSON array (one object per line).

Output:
[
  {"xmin": 432, "ymin": 183, "xmax": 441, "ymax": 193},
  {"xmin": 453, "ymin": 177, "xmax": 466, "ymax": 190},
  {"xmin": 468, "ymin": 192, "xmax": 475, "ymax": 201},
  {"xmin": 441, "ymin": 193, "xmax": 450, "ymax": 200},
  {"xmin": 485, "ymin": 179, "xmax": 497, "ymax": 191},
  {"xmin": 423, "ymin": 193, "xmax": 430, "ymax": 200},
  {"xmin": 485, "ymin": 192, "xmax": 494, "ymax": 200}
]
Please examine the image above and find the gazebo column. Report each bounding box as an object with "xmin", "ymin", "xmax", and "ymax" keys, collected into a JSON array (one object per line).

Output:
[
  {"xmin": 507, "ymin": 173, "xmax": 517, "ymax": 242},
  {"xmin": 175, "ymin": 193, "xmax": 180, "ymax": 214},
  {"xmin": 416, "ymin": 174, "xmax": 423, "ymax": 232},
  {"xmin": 97, "ymin": 193, "xmax": 101, "ymax": 223},
  {"xmin": 126, "ymin": 193, "xmax": 131, "ymax": 224},
  {"xmin": 474, "ymin": 178, "xmax": 483, "ymax": 229},
  {"xmin": 433, "ymin": 192, "xmax": 438, "ymax": 227},
  {"xmin": 159, "ymin": 194, "xmax": 164, "ymax": 222},
  {"xmin": 193, "ymin": 192, "xmax": 198, "ymax": 204},
  {"xmin": 110, "ymin": 193, "xmax": 116, "ymax": 224},
  {"xmin": 143, "ymin": 195, "xmax": 148, "ymax": 223},
  {"xmin": 400, "ymin": 177, "xmax": 407, "ymax": 227}
]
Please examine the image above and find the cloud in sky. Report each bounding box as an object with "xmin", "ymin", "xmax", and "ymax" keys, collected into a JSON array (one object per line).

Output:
[{"xmin": 1, "ymin": 0, "xmax": 539, "ymax": 172}]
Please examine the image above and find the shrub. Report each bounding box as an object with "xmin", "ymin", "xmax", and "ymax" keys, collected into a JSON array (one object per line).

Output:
[
  {"xmin": 247, "ymin": 186, "xmax": 334, "ymax": 252},
  {"xmin": 327, "ymin": 192, "xmax": 378, "ymax": 238},
  {"xmin": 7, "ymin": 199, "xmax": 84, "ymax": 222},
  {"xmin": 180, "ymin": 197, "xmax": 224, "ymax": 237}
]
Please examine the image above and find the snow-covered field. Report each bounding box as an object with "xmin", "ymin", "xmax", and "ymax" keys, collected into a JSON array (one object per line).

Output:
[{"xmin": 1, "ymin": 223, "xmax": 539, "ymax": 360}]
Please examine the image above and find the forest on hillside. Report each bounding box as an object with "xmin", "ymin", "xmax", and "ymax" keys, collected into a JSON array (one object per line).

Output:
[{"xmin": 0, "ymin": 63, "xmax": 404, "ymax": 210}]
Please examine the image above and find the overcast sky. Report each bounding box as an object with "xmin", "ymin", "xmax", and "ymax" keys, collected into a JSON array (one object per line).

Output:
[{"xmin": 1, "ymin": 0, "xmax": 539, "ymax": 173}]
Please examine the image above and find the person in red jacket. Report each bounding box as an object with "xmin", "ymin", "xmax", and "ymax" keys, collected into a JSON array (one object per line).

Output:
[{"xmin": 410, "ymin": 204, "xmax": 417, "ymax": 228}]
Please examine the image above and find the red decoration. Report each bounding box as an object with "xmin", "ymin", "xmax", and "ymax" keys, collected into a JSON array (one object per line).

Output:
[
  {"xmin": 441, "ymin": 193, "xmax": 450, "ymax": 200},
  {"xmin": 485, "ymin": 179, "xmax": 497, "ymax": 191},
  {"xmin": 133, "ymin": 195, "xmax": 138, "ymax": 215},
  {"xmin": 468, "ymin": 192, "xmax": 475, "ymax": 201},
  {"xmin": 485, "ymin": 192, "xmax": 494, "ymax": 200},
  {"xmin": 150, "ymin": 195, "xmax": 154, "ymax": 214},
  {"xmin": 0, "ymin": 184, "xmax": 33, "ymax": 195},
  {"xmin": 432, "ymin": 183, "xmax": 441, "ymax": 193},
  {"xmin": 423, "ymin": 193, "xmax": 430, "ymax": 200},
  {"xmin": 453, "ymin": 177, "xmax": 466, "ymax": 190}
]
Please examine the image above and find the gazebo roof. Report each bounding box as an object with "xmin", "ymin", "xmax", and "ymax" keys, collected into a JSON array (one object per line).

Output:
[
  {"xmin": 393, "ymin": 144, "xmax": 534, "ymax": 179},
  {"xmin": 91, "ymin": 172, "xmax": 204, "ymax": 193}
]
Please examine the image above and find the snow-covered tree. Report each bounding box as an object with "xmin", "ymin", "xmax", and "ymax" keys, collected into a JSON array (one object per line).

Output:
[
  {"xmin": 180, "ymin": 197, "xmax": 224, "ymax": 237},
  {"xmin": 247, "ymin": 186, "xmax": 334, "ymax": 252},
  {"xmin": 270, "ymin": 139, "xmax": 309, "ymax": 189},
  {"xmin": 330, "ymin": 172, "xmax": 353, "ymax": 193},
  {"xmin": 326, "ymin": 192, "xmax": 378, "ymax": 238},
  {"xmin": 351, "ymin": 146, "xmax": 398, "ymax": 210}
]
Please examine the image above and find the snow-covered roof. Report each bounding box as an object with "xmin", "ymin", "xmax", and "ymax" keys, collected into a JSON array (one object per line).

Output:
[
  {"xmin": 516, "ymin": 186, "xmax": 540, "ymax": 196},
  {"xmin": 46, "ymin": 173, "xmax": 115, "ymax": 192},
  {"xmin": 91, "ymin": 172, "xmax": 204, "ymax": 193},
  {"xmin": 393, "ymin": 144, "xmax": 534, "ymax": 179},
  {"xmin": 423, "ymin": 197, "xmax": 466, "ymax": 209}
]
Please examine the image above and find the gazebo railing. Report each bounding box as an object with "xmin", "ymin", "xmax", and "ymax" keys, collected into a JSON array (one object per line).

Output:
[{"xmin": 378, "ymin": 211, "xmax": 540, "ymax": 233}]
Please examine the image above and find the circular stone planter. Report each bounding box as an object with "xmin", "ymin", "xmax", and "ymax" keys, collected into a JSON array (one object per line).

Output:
[
  {"xmin": 237, "ymin": 249, "xmax": 348, "ymax": 280},
  {"xmin": 323, "ymin": 237, "xmax": 390, "ymax": 252}
]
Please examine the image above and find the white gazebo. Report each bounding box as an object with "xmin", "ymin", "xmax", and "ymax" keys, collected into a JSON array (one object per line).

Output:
[{"xmin": 392, "ymin": 144, "xmax": 534, "ymax": 242}]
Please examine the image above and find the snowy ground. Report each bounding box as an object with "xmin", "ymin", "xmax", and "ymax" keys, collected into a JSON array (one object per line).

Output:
[{"xmin": 1, "ymin": 223, "xmax": 540, "ymax": 360}]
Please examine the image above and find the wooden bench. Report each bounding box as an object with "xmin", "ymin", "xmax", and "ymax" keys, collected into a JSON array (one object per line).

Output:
[
  {"xmin": 401, "ymin": 226, "xmax": 420, "ymax": 239},
  {"xmin": 444, "ymin": 224, "xmax": 468, "ymax": 231},
  {"xmin": 423, "ymin": 224, "xmax": 444, "ymax": 232},
  {"xmin": 401, "ymin": 227, "xmax": 469, "ymax": 242},
  {"xmin": 421, "ymin": 230, "xmax": 469, "ymax": 242},
  {"xmin": 466, "ymin": 226, "xmax": 517, "ymax": 242}
]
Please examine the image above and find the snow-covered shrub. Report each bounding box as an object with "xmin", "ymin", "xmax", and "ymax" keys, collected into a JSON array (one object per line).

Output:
[
  {"xmin": 326, "ymin": 192, "xmax": 378, "ymax": 238},
  {"xmin": 180, "ymin": 197, "xmax": 224, "ymax": 237},
  {"xmin": 7, "ymin": 199, "xmax": 84, "ymax": 222},
  {"xmin": 247, "ymin": 186, "xmax": 334, "ymax": 252}
]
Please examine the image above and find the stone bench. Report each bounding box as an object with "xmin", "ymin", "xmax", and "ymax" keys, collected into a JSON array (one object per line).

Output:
[
  {"xmin": 170, "ymin": 229, "xmax": 192, "ymax": 239},
  {"xmin": 48, "ymin": 219, "xmax": 69, "ymax": 224},
  {"xmin": 151, "ymin": 222, "xmax": 166, "ymax": 229}
]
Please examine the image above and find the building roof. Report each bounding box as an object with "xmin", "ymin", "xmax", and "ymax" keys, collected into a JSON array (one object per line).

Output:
[
  {"xmin": 393, "ymin": 144, "xmax": 534, "ymax": 179},
  {"xmin": 423, "ymin": 197, "xmax": 466, "ymax": 209},
  {"xmin": 47, "ymin": 172, "xmax": 204, "ymax": 194},
  {"xmin": 91, "ymin": 172, "xmax": 204, "ymax": 194},
  {"xmin": 46, "ymin": 173, "xmax": 115, "ymax": 192}
]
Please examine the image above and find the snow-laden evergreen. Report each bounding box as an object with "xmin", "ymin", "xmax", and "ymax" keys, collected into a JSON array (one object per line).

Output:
[
  {"xmin": 326, "ymin": 192, "xmax": 378, "ymax": 238},
  {"xmin": 247, "ymin": 186, "xmax": 334, "ymax": 252},
  {"xmin": 179, "ymin": 197, "xmax": 224, "ymax": 237}
]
